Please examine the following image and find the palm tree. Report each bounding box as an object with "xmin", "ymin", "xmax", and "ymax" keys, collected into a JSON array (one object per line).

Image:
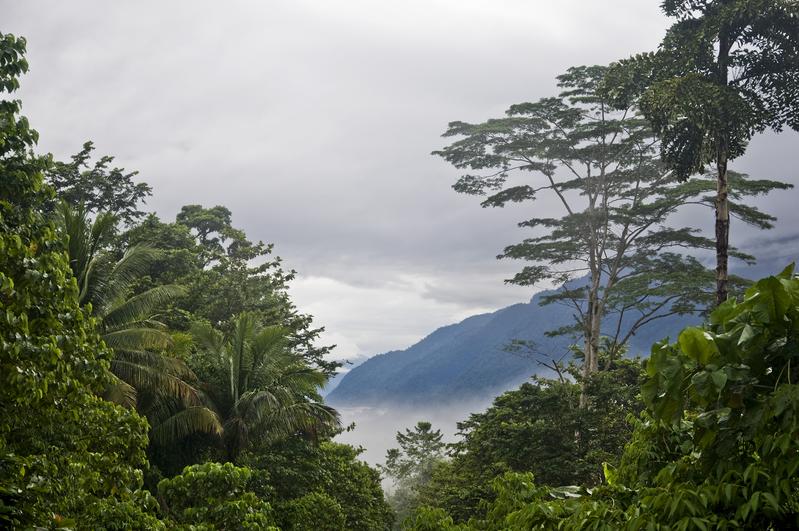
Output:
[
  {"xmin": 57, "ymin": 202, "xmax": 222, "ymax": 444},
  {"xmin": 193, "ymin": 313, "xmax": 340, "ymax": 460}
]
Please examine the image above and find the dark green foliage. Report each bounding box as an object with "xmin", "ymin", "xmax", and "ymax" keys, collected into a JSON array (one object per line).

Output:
[
  {"xmin": 241, "ymin": 439, "xmax": 395, "ymax": 530},
  {"xmin": 608, "ymin": 0, "xmax": 799, "ymax": 180},
  {"xmin": 605, "ymin": 0, "xmax": 799, "ymax": 304},
  {"xmin": 47, "ymin": 140, "xmax": 152, "ymax": 225},
  {"xmin": 416, "ymin": 358, "xmax": 642, "ymax": 524},
  {"xmin": 191, "ymin": 313, "xmax": 339, "ymax": 461},
  {"xmin": 158, "ymin": 462, "xmax": 277, "ymax": 530},
  {"xmin": 0, "ymin": 32, "xmax": 158, "ymax": 528},
  {"xmin": 124, "ymin": 206, "xmax": 339, "ymax": 375}
]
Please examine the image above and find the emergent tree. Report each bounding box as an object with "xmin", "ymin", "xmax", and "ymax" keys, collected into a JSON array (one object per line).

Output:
[
  {"xmin": 434, "ymin": 66, "xmax": 786, "ymax": 399},
  {"xmin": 606, "ymin": 0, "xmax": 799, "ymax": 304}
]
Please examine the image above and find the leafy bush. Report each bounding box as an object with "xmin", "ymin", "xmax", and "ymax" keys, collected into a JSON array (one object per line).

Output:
[
  {"xmin": 158, "ymin": 462, "xmax": 276, "ymax": 530},
  {"xmin": 242, "ymin": 439, "xmax": 394, "ymax": 530},
  {"xmin": 283, "ymin": 491, "xmax": 347, "ymax": 530}
]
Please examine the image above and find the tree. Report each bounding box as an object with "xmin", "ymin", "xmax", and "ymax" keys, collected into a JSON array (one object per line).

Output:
[
  {"xmin": 0, "ymin": 32, "xmax": 160, "ymax": 528},
  {"xmin": 382, "ymin": 422, "xmax": 447, "ymax": 528},
  {"xmin": 123, "ymin": 207, "xmax": 340, "ymax": 375},
  {"xmin": 434, "ymin": 65, "xmax": 786, "ymax": 394},
  {"xmin": 47, "ymin": 140, "xmax": 151, "ymax": 225},
  {"xmin": 240, "ymin": 438, "xmax": 395, "ymax": 531},
  {"xmin": 607, "ymin": 0, "xmax": 799, "ymax": 305},
  {"xmin": 192, "ymin": 313, "xmax": 340, "ymax": 460}
]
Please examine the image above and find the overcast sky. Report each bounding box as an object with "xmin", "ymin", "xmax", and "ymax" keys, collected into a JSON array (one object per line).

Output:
[{"xmin": 5, "ymin": 0, "xmax": 798, "ymax": 364}]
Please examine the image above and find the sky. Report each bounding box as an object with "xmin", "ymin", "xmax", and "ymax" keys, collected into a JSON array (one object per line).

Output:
[{"xmin": 4, "ymin": 0, "xmax": 798, "ymax": 366}]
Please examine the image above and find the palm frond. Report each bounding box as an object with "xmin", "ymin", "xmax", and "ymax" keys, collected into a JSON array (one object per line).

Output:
[
  {"xmin": 113, "ymin": 349, "xmax": 197, "ymax": 381},
  {"xmin": 103, "ymin": 327, "xmax": 174, "ymax": 351},
  {"xmin": 110, "ymin": 359, "xmax": 202, "ymax": 405},
  {"xmin": 97, "ymin": 244, "xmax": 162, "ymax": 306},
  {"xmin": 251, "ymin": 325, "xmax": 287, "ymax": 368},
  {"xmin": 191, "ymin": 322, "xmax": 225, "ymax": 355},
  {"xmin": 101, "ymin": 284, "xmax": 186, "ymax": 331},
  {"xmin": 103, "ymin": 373, "xmax": 137, "ymax": 408},
  {"xmin": 150, "ymin": 406, "xmax": 223, "ymax": 447}
]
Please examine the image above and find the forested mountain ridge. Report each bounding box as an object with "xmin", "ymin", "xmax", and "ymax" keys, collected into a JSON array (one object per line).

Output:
[{"xmin": 327, "ymin": 282, "xmax": 697, "ymax": 407}]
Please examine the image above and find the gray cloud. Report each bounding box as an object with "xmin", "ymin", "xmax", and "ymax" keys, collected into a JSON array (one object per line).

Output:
[{"xmin": 4, "ymin": 0, "xmax": 798, "ymax": 360}]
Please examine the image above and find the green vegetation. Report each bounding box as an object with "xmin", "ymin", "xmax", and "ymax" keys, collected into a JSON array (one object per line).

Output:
[
  {"xmin": 382, "ymin": 422, "xmax": 447, "ymax": 527},
  {"xmin": 404, "ymin": 266, "xmax": 799, "ymax": 529},
  {"xmin": 3, "ymin": 0, "xmax": 799, "ymax": 528}
]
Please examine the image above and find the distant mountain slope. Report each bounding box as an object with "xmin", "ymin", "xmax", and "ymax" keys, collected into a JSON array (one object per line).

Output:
[{"xmin": 326, "ymin": 285, "xmax": 696, "ymax": 407}]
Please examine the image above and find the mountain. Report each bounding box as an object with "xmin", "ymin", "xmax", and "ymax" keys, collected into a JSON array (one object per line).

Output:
[{"xmin": 326, "ymin": 285, "xmax": 697, "ymax": 407}]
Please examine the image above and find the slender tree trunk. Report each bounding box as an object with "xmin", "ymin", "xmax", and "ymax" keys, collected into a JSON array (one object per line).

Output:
[
  {"xmin": 580, "ymin": 330, "xmax": 591, "ymax": 408},
  {"xmin": 715, "ymin": 145, "xmax": 729, "ymax": 305},
  {"xmin": 579, "ymin": 277, "xmax": 602, "ymax": 408}
]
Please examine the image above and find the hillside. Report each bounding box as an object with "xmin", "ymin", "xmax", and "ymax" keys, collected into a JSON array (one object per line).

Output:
[{"xmin": 326, "ymin": 285, "xmax": 696, "ymax": 407}]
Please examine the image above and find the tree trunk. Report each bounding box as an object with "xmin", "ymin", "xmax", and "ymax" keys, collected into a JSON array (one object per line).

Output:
[
  {"xmin": 715, "ymin": 147, "xmax": 729, "ymax": 306},
  {"xmin": 579, "ymin": 278, "xmax": 602, "ymax": 408}
]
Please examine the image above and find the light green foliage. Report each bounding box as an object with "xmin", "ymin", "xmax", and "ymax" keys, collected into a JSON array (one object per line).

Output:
[
  {"xmin": 418, "ymin": 266, "xmax": 799, "ymax": 529},
  {"xmin": 0, "ymin": 32, "xmax": 159, "ymax": 528},
  {"xmin": 242, "ymin": 439, "xmax": 395, "ymax": 530},
  {"xmin": 284, "ymin": 491, "xmax": 347, "ymax": 530},
  {"xmin": 158, "ymin": 462, "xmax": 277, "ymax": 530},
  {"xmin": 401, "ymin": 506, "xmax": 463, "ymax": 531}
]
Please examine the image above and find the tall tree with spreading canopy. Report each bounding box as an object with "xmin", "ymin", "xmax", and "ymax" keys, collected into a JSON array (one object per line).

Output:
[
  {"xmin": 606, "ymin": 0, "xmax": 799, "ymax": 305},
  {"xmin": 434, "ymin": 65, "xmax": 786, "ymax": 398}
]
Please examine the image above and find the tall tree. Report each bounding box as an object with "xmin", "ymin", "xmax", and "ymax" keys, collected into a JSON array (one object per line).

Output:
[
  {"xmin": 434, "ymin": 65, "xmax": 786, "ymax": 396},
  {"xmin": 607, "ymin": 0, "xmax": 799, "ymax": 305},
  {"xmin": 124, "ymin": 207, "xmax": 340, "ymax": 375}
]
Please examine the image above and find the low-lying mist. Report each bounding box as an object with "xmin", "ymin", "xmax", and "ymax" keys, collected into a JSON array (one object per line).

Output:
[{"xmin": 334, "ymin": 398, "xmax": 494, "ymax": 471}]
